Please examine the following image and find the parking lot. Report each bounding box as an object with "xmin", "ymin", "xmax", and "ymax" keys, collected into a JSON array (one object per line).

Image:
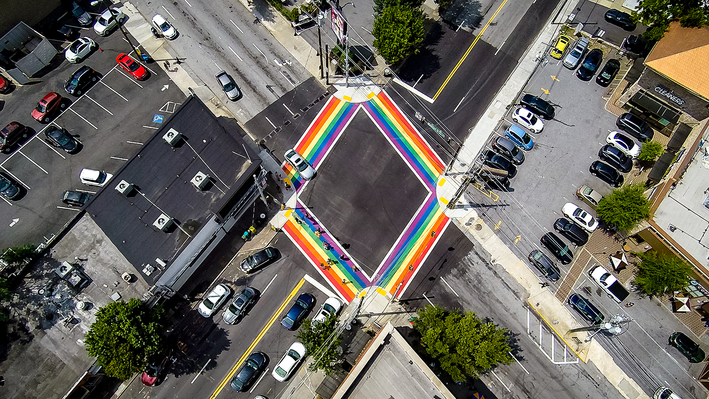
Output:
[{"xmin": 0, "ymin": 20, "xmax": 185, "ymax": 250}]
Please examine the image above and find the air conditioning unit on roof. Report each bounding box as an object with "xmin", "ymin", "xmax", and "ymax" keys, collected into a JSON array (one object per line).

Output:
[
  {"xmin": 163, "ymin": 128, "xmax": 182, "ymax": 146},
  {"xmin": 153, "ymin": 214, "xmax": 173, "ymax": 232},
  {"xmin": 115, "ymin": 180, "xmax": 134, "ymax": 195},
  {"xmin": 191, "ymin": 171, "xmax": 210, "ymax": 190}
]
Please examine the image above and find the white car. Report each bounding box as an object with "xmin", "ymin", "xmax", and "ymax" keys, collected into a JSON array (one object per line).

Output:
[
  {"xmin": 80, "ymin": 169, "xmax": 113, "ymax": 187},
  {"xmin": 272, "ymin": 342, "xmax": 306, "ymax": 382},
  {"xmin": 606, "ymin": 131, "xmax": 640, "ymax": 158},
  {"xmin": 313, "ymin": 297, "xmax": 342, "ymax": 324},
  {"xmin": 198, "ymin": 284, "xmax": 231, "ymax": 318},
  {"xmin": 94, "ymin": 7, "xmax": 124, "ymax": 36},
  {"xmin": 512, "ymin": 107, "xmax": 544, "ymax": 133},
  {"xmin": 65, "ymin": 37, "xmax": 96, "ymax": 63},
  {"xmin": 152, "ymin": 14, "xmax": 178, "ymax": 40},
  {"xmin": 562, "ymin": 202, "xmax": 598, "ymax": 232},
  {"xmin": 285, "ymin": 149, "xmax": 316, "ymax": 180}
]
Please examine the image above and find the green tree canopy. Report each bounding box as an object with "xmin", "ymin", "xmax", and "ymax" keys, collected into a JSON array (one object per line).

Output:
[
  {"xmin": 638, "ymin": 141, "xmax": 664, "ymax": 162},
  {"xmin": 373, "ymin": 0, "xmax": 425, "ymax": 13},
  {"xmin": 85, "ymin": 299, "xmax": 166, "ymax": 380},
  {"xmin": 596, "ymin": 183, "xmax": 651, "ymax": 231},
  {"xmin": 1, "ymin": 244, "xmax": 37, "ymax": 267},
  {"xmin": 635, "ymin": 0, "xmax": 709, "ymax": 40},
  {"xmin": 413, "ymin": 305, "xmax": 513, "ymax": 382},
  {"xmin": 635, "ymin": 251, "xmax": 692, "ymax": 295},
  {"xmin": 373, "ymin": 6, "xmax": 426, "ymax": 65},
  {"xmin": 296, "ymin": 315, "xmax": 342, "ymax": 375}
]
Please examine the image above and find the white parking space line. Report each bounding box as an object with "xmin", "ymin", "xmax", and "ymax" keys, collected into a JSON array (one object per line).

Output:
[
  {"xmin": 100, "ymin": 81, "xmax": 129, "ymax": 102},
  {"xmin": 115, "ymin": 69, "xmax": 144, "ymax": 88},
  {"xmin": 84, "ymin": 95, "xmax": 114, "ymax": 115},
  {"xmin": 57, "ymin": 206, "xmax": 82, "ymax": 212},
  {"xmin": 183, "ymin": 0, "xmax": 192, "ymax": 7},
  {"xmin": 439, "ymin": 276, "xmax": 459, "ymax": 297},
  {"xmin": 213, "ymin": 62, "xmax": 222, "ymax": 71},
  {"xmin": 135, "ymin": 59, "xmax": 157, "ymax": 76},
  {"xmin": 126, "ymin": 141, "xmax": 143, "ymax": 145},
  {"xmin": 142, "ymin": 125, "xmax": 159, "ymax": 130},
  {"xmin": 38, "ymin": 138, "xmax": 66, "ymax": 159},
  {"xmin": 0, "ymin": 196, "xmax": 11, "ymax": 206},
  {"xmin": 161, "ymin": 5, "xmax": 175, "ymax": 20},
  {"xmin": 1, "ymin": 167, "xmax": 30, "ymax": 190},
  {"xmin": 509, "ymin": 352, "xmax": 530, "ymax": 374},
  {"xmin": 252, "ymin": 44, "xmax": 267, "ymax": 62},
  {"xmin": 228, "ymin": 46, "xmax": 243, "ymax": 62},
  {"xmin": 17, "ymin": 151, "xmax": 48, "ymax": 174},
  {"xmin": 230, "ymin": 19, "xmax": 243, "ymax": 34},
  {"xmin": 110, "ymin": 156, "xmax": 129, "ymax": 161},
  {"xmin": 261, "ymin": 274, "xmax": 277, "ymax": 295},
  {"xmin": 68, "ymin": 108, "xmax": 98, "ymax": 129},
  {"xmin": 248, "ymin": 368, "xmax": 268, "ymax": 393},
  {"xmin": 490, "ymin": 370, "xmax": 511, "ymax": 392}
]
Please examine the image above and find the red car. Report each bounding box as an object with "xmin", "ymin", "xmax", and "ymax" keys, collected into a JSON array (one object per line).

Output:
[
  {"xmin": 31, "ymin": 92, "xmax": 65, "ymax": 123},
  {"xmin": 116, "ymin": 53, "xmax": 149, "ymax": 80},
  {"xmin": 0, "ymin": 75, "xmax": 11, "ymax": 94}
]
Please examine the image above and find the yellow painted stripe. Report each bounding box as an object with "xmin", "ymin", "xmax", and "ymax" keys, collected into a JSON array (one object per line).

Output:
[
  {"xmin": 438, "ymin": 178, "xmax": 446, "ymax": 186},
  {"xmin": 367, "ymin": 92, "xmax": 376, "ymax": 99},
  {"xmin": 432, "ymin": 0, "xmax": 509, "ymax": 101},
  {"xmin": 209, "ymin": 278, "xmax": 306, "ymax": 398},
  {"xmin": 300, "ymin": 100, "xmax": 348, "ymax": 157},
  {"xmin": 343, "ymin": 95, "xmax": 352, "ymax": 101}
]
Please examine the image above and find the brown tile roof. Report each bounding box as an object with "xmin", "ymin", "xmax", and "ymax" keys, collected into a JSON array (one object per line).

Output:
[{"xmin": 645, "ymin": 21, "xmax": 709, "ymax": 100}]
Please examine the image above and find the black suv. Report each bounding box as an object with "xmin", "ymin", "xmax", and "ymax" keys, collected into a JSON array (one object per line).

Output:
[
  {"xmin": 491, "ymin": 136, "xmax": 524, "ymax": 165},
  {"xmin": 540, "ymin": 232, "xmax": 573, "ymax": 264},
  {"xmin": 590, "ymin": 160, "xmax": 624, "ymax": 187},
  {"xmin": 520, "ymin": 94, "xmax": 555, "ymax": 119},
  {"xmin": 599, "ymin": 144, "xmax": 632, "ymax": 173},
  {"xmin": 553, "ymin": 218, "xmax": 589, "ymax": 246},
  {"xmin": 568, "ymin": 293, "xmax": 604, "ymax": 324},
  {"xmin": 483, "ymin": 150, "xmax": 517, "ymax": 178},
  {"xmin": 616, "ymin": 113, "xmax": 654, "ymax": 141},
  {"xmin": 240, "ymin": 247, "xmax": 278, "ymax": 273},
  {"xmin": 65, "ymin": 66, "xmax": 99, "ymax": 96},
  {"xmin": 669, "ymin": 332, "xmax": 705, "ymax": 363},
  {"xmin": 576, "ymin": 49, "xmax": 603, "ymax": 81},
  {"xmin": 528, "ymin": 249, "xmax": 561, "ymax": 281},
  {"xmin": 604, "ymin": 9, "xmax": 636, "ymax": 31},
  {"xmin": 0, "ymin": 122, "xmax": 29, "ymax": 153}
]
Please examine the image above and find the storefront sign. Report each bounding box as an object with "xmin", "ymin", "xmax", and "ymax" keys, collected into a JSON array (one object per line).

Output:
[{"xmin": 655, "ymin": 85, "xmax": 685, "ymax": 106}]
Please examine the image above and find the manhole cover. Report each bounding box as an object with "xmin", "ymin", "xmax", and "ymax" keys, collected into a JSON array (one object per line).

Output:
[{"xmin": 475, "ymin": 224, "xmax": 482, "ymax": 230}]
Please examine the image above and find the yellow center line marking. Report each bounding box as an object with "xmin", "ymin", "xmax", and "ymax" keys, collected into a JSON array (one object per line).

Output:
[
  {"xmin": 209, "ymin": 278, "xmax": 306, "ymax": 398},
  {"xmin": 432, "ymin": 0, "xmax": 510, "ymax": 101}
]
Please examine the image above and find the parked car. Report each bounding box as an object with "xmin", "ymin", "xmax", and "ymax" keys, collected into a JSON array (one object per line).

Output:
[
  {"xmin": 152, "ymin": 14, "xmax": 178, "ymax": 39},
  {"xmin": 230, "ymin": 352, "xmax": 267, "ymax": 391},
  {"xmin": 197, "ymin": 283, "xmax": 231, "ymax": 318},
  {"xmin": 64, "ymin": 65, "xmax": 99, "ymax": 96},
  {"xmin": 215, "ymin": 70, "xmax": 241, "ymax": 101},
  {"xmin": 491, "ymin": 136, "xmax": 524, "ymax": 165},
  {"xmin": 0, "ymin": 74, "xmax": 11, "ymax": 94},
  {"xmin": 117, "ymin": 53, "xmax": 149, "ymax": 80},
  {"xmin": 477, "ymin": 168, "xmax": 511, "ymax": 192},
  {"xmin": 590, "ymin": 160, "xmax": 624, "ymax": 187},
  {"xmin": 576, "ymin": 49, "xmax": 603, "ymax": 81},
  {"xmin": 0, "ymin": 172, "xmax": 21, "ymax": 200},
  {"xmin": 512, "ymin": 107, "xmax": 544, "ymax": 133},
  {"xmin": 0, "ymin": 122, "xmax": 29, "ymax": 153},
  {"xmin": 504, "ymin": 124, "xmax": 534, "ymax": 150},
  {"xmin": 32, "ymin": 92, "xmax": 65, "ymax": 123},
  {"xmin": 553, "ymin": 218, "xmax": 589, "ymax": 246},
  {"xmin": 45, "ymin": 126, "xmax": 80, "ymax": 153},
  {"xmin": 285, "ymin": 149, "xmax": 316, "ymax": 180},
  {"xmin": 240, "ymin": 247, "xmax": 277, "ymax": 273},
  {"xmin": 589, "ymin": 265, "xmax": 629, "ymax": 302},
  {"xmin": 94, "ymin": 7, "xmax": 124, "ymax": 36},
  {"xmin": 568, "ymin": 293, "xmax": 604, "ymax": 324},
  {"xmin": 550, "ymin": 34, "xmax": 571, "ymax": 59},
  {"xmin": 65, "ymin": 37, "xmax": 97, "ymax": 63},
  {"xmin": 80, "ymin": 169, "xmax": 113, "ymax": 187},
  {"xmin": 596, "ymin": 59, "xmax": 621, "ymax": 86},
  {"xmin": 281, "ymin": 293, "xmax": 315, "ymax": 330},
  {"xmin": 527, "ymin": 249, "xmax": 561, "ymax": 281},
  {"xmin": 624, "ymin": 35, "xmax": 650, "ymax": 56},
  {"xmin": 669, "ymin": 331, "xmax": 706, "ymax": 363},
  {"xmin": 482, "ymin": 150, "xmax": 517, "ymax": 178},
  {"xmin": 606, "ymin": 131, "xmax": 640, "ymax": 158},
  {"xmin": 71, "ymin": 2, "xmax": 92, "ymax": 26},
  {"xmin": 520, "ymin": 94, "xmax": 555, "ymax": 119},
  {"xmin": 223, "ymin": 287, "xmax": 258, "ymax": 324},
  {"xmin": 540, "ymin": 232, "xmax": 573, "ymax": 264},
  {"xmin": 61, "ymin": 190, "xmax": 92, "ymax": 207},
  {"xmin": 562, "ymin": 202, "xmax": 598, "ymax": 232},
  {"xmin": 563, "ymin": 37, "xmax": 589, "ymax": 69},
  {"xmin": 272, "ymin": 342, "xmax": 307, "ymax": 382},
  {"xmin": 616, "ymin": 113, "xmax": 654, "ymax": 141},
  {"xmin": 604, "ymin": 9, "xmax": 636, "ymax": 31},
  {"xmin": 653, "ymin": 387, "xmax": 682, "ymax": 399},
  {"xmin": 599, "ymin": 144, "xmax": 633, "ymax": 173},
  {"xmin": 576, "ymin": 185, "xmax": 603, "ymax": 208},
  {"xmin": 313, "ymin": 297, "xmax": 342, "ymax": 324},
  {"xmin": 141, "ymin": 349, "xmax": 173, "ymax": 386}
]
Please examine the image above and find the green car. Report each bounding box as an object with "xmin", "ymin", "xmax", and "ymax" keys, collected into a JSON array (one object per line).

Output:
[{"xmin": 669, "ymin": 331, "xmax": 705, "ymax": 363}]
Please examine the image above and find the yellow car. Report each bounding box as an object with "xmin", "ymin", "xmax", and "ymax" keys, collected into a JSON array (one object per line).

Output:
[{"xmin": 550, "ymin": 35, "xmax": 571, "ymax": 59}]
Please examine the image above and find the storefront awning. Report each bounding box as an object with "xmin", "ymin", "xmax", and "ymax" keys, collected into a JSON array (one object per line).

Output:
[{"xmin": 630, "ymin": 91, "xmax": 681, "ymax": 124}]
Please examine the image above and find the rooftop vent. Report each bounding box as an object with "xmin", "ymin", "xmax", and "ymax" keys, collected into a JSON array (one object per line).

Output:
[
  {"xmin": 153, "ymin": 214, "xmax": 173, "ymax": 232},
  {"xmin": 163, "ymin": 128, "xmax": 182, "ymax": 146},
  {"xmin": 191, "ymin": 171, "xmax": 210, "ymax": 190},
  {"xmin": 55, "ymin": 261, "xmax": 75, "ymax": 279},
  {"xmin": 115, "ymin": 180, "xmax": 134, "ymax": 195}
]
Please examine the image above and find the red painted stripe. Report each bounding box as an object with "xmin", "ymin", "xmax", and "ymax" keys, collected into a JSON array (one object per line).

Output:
[{"xmin": 296, "ymin": 98, "xmax": 340, "ymax": 154}]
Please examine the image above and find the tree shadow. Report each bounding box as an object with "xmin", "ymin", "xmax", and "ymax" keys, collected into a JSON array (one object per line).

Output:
[
  {"xmin": 396, "ymin": 19, "xmax": 443, "ymax": 83},
  {"xmin": 441, "ymin": 0, "xmax": 483, "ymax": 30}
]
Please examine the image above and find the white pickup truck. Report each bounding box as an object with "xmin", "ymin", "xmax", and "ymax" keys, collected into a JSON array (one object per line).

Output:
[{"xmin": 589, "ymin": 265, "xmax": 629, "ymax": 303}]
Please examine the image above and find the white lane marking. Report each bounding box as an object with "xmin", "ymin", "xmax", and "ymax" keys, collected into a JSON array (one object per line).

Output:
[
  {"xmin": 57, "ymin": 206, "xmax": 82, "ymax": 212},
  {"xmin": 115, "ymin": 69, "xmax": 144, "ymax": 88},
  {"xmin": 183, "ymin": 0, "xmax": 192, "ymax": 7},
  {"xmin": 84, "ymin": 95, "xmax": 114, "ymax": 115},
  {"xmin": 248, "ymin": 368, "xmax": 269, "ymax": 393},
  {"xmin": 191, "ymin": 359, "xmax": 210, "ymax": 384},
  {"xmin": 422, "ymin": 292, "xmax": 434, "ymax": 306},
  {"xmin": 261, "ymin": 274, "xmax": 277, "ymax": 295},
  {"xmin": 126, "ymin": 141, "xmax": 143, "ymax": 145},
  {"xmin": 110, "ymin": 156, "xmax": 129, "ymax": 161},
  {"xmin": 280, "ymin": 70, "xmax": 295, "ymax": 87},
  {"xmin": 161, "ymin": 5, "xmax": 175, "ymax": 20},
  {"xmin": 265, "ymin": 117, "xmax": 276, "ymax": 129},
  {"xmin": 439, "ymin": 276, "xmax": 459, "ymax": 297},
  {"xmin": 100, "ymin": 81, "xmax": 129, "ymax": 101},
  {"xmin": 230, "ymin": 19, "xmax": 243, "ymax": 33},
  {"xmin": 303, "ymin": 274, "xmax": 341, "ymax": 302},
  {"xmin": 1, "ymin": 167, "xmax": 30, "ymax": 190},
  {"xmin": 17, "ymin": 151, "xmax": 48, "ymax": 174},
  {"xmin": 38, "ymin": 138, "xmax": 66, "ymax": 159},
  {"xmin": 228, "ymin": 46, "xmax": 243, "ymax": 61},
  {"xmin": 143, "ymin": 125, "xmax": 159, "ymax": 130},
  {"xmin": 252, "ymin": 44, "xmax": 267, "ymax": 61},
  {"xmin": 491, "ymin": 370, "xmax": 511, "ymax": 392},
  {"xmin": 282, "ymin": 104, "xmax": 294, "ymax": 116},
  {"xmin": 509, "ymin": 352, "xmax": 529, "ymax": 374},
  {"xmin": 1, "ymin": 196, "xmax": 11, "ymax": 206},
  {"xmin": 213, "ymin": 61, "xmax": 222, "ymax": 71},
  {"xmin": 68, "ymin": 108, "xmax": 98, "ymax": 129}
]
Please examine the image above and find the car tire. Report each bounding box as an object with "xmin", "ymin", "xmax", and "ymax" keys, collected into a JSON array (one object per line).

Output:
[
  {"xmin": 60, "ymin": 102, "xmax": 66, "ymax": 109},
  {"xmin": 91, "ymin": 76, "xmax": 97, "ymax": 82},
  {"xmin": 43, "ymin": 117, "xmax": 50, "ymax": 123},
  {"xmin": 76, "ymin": 90, "xmax": 81, "ymax": 95}
]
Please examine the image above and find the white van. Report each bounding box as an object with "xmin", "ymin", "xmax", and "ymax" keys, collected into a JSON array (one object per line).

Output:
[{"xmin": 654, "ymin": 387, "xmax": 682, "ymax": 399}]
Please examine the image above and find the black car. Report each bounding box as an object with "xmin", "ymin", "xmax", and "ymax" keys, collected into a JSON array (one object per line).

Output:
[
  {"xmin": 520, "ymin": 94, "xmax": 555, "ymax": 119},
  {"xmin": 281, "ymin": 293, "xmax": 315, "ymax": 330},
  {"xmin": 616, "ymin": 113, "xmax": 654, "ymax": 141},
  {"xmin": 491, "ymin": 136, "xmax": 524, "ymax": 165},
  {"xmin": 553, "ymin": 218, "xmax": 589, "ymax": 246},
  {"xmin": 590, "ymin": 161, "xmax": 624, "ymax": 187},
  {"xmin": 576, "ymin": 49, "xmax": 603, "ymax": 81},
  {"xmin": 604, "ymin": 9, "xmax": 636, "ymax": 31},
  {"xmin": 568, "ymin": 294, "xmax": 604, "ymax": 324},
  {"xmin": 540, "ymin": 232, "xmax": 573, "ymax": 265},
  {"xmin": 623, "ymin": 35, "xmax": 650, "ymax": 56},
  {"xmin": 596, "ymin": 59, "xmax": 620, "ymax": 87},
  {"xmin": 669, "ymin": 331, "xmax": 705, "ymax": 363},
  {"xmin": 483, "ymin": 150, "xmax": 517, "ymax": 178},
  {"xmin": 477, "ymin": 168, "xmax": 511, "ymax": 192},
  {"xmin": 0, "ymin": 172, "xmax": 21, "ymax": 200},
  {"xmin": 64, "ymin": 66, "xmax": 98, "ymax": 96},
  {"xmin": 230, "ymin": 352, "xmax": 267, "ymax": 391},
  {"xmin": 0, "ymin": 122, "xmax": 29, "ymax": 153},
  {"xmin": 45, "ymin": 126, "xmax": 80, "ymax": 153},
  {"xmin": 528, "ymin": 249, "xmax": 561, "ymax": 281},
  {"xmin": 599, "ymin": 144, "xmax": 633, "ymax": 173},
  {"xmin": 240, "ymin": 247, "xmax": 277, "ymax": 273},
  {"xmin": 62, "ymin": 190, "xmax": 92, "ymax": 207}
]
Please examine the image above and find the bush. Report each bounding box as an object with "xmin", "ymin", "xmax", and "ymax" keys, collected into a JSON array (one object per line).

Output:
[
  {"xmin": 596, "ymin": 183, "xmax": 650, "ymax": 231},
  {"xmin": 638, "ymin": 141, "xmax": 664, "ymax": 162},
  {"xmin": 372, "ymin": 6, "xmax": 426, "ymax": 65},
  {"xmin": 635, "ymin": 251, "xmax": 691, "ymax": 296}
]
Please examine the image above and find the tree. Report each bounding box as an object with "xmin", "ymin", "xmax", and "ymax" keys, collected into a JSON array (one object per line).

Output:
[
  {"xmin": 373, "ymin": 6, "xmax": 426, "ymax": 65},
  {"xmin": 596, "ymin": 183, "xmax": 651, "ymax": 231},
  {"xmin": 635, "ymin": 0, "xmax": 709, "ymax": 40},
  {"xmin": 85, "ymin": 299, "xmax": 166, "ymax": 380},
  {"xmin": 434, "ymin": 0, "xmax": 453, "ymax": 13},
  {"xmin": 413, "ymin": 305, "xmax": 513, "ymax": 382},
  {"xmin": 1, "ymin": 244, "xmax": 37, "ymax": 267},
  {"xmin": 638, "ymin": 141, "xmax": 664, "ymax": 162},
  {"xmin": 0, "ymin": 278, "xmax": 9, "ymax": 323},
  {"xmin": 296, "ymin": 315, "xmax": 342, "ymax": 375},
  {"xmin": 635, "ymin": 251, "xmax": 691, "ymax": 296},
  {"xmin": 373, "ymin": 0, "xmax": 425, "ymax": 14}
]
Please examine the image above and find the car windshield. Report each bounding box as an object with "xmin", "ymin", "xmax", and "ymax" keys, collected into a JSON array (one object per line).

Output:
[
  {"xmin": 288, "ymin": 349, "xmax": 301, "ymax": 360},
  {"xmin": 126, "ymin": 60, "xmax": 140, "ymax": 72},
  {"xmin": 274, "ymin": 366, "xmax": 287, "ymax": 378},
  {"xmin": 227, "ymin": 303, "xmax": 239, "ymax": 314},
  {"xmin": 68, "ymin": 76, "xmax": 79, "ymax": 87},
  {"xmin": 246, "ymin": 359, "xmax": 258, "ymax": 369},
  {"xmin": 70, "ymin": 41, "xmax": 81, "ymax": 52},
  {"xmin": 235, "ymin": 297, "xmax": 245, "ymax": 307},
  {"xmin": 35, "ymin": 102, "xmax": 46, "ymax": 113},
  {"xmin": 0, "ymin": 177, "xmax": 10, "ymax": 192},
  {"xmin": 223, "ymin": 79, "xmax": 236, "ymax": 92},
  {"xmin": 519, "ymin": 132, "xmax": 531, "ymax": 144},
  {"xmin": 570, "ymin": 49, "xmax": 581, "ymax": 58},
  {"xmin": 295, "ymin": 159, "xmax": 308, "ymax": 172},
  {"xmin": 528, "ymin": 114, "xmax": 538, "ymax": 124},
  {"xmin": 203, "ymin": 298, "xmax": 215, "ymax": 310},
  {"xmin": 323, "ymin": 304, "xmax": 336, "ymax": 314},
  {"xmin": 159, "ymin": 22, "xmax": 170, "ymax": 31},
  {"xmin": 50, "ymin": 130, "xmax": 71, "ymax": 146}
]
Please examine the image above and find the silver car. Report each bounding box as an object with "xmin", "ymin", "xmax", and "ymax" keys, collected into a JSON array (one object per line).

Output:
[
  {"xmin": 285, "ymin": 149, "xmax": 316, "ymax": 180},
  {"xmin": 563, "ymin": 37, "xmax": 589, "ymax": 69},
  {"xmin": 222, "ymin": 287, "xmax": 257, "ymax": 324},
  {"xmin": 94, "ymin": 7, "xmax": 124, "ymax": 36},
  {"xmin": 215, "ymin": 71, "xmax": 241, "ymax": 101}
]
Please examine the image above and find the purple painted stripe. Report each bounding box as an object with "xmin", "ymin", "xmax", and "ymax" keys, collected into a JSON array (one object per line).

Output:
[{"xmin": 310, "ymin": 103, "xmax": 358, "ymax": 167}]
